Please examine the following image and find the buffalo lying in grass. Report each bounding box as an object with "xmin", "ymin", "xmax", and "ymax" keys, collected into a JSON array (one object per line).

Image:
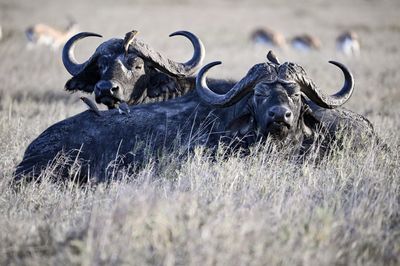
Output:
[{"xmin": 15, "ymin": 52, "xmax": 375, "ymax": 182}]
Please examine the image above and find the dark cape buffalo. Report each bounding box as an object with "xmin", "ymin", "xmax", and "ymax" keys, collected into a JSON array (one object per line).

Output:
[
  {"xmin": 15, "ymin": 52, "xmax": 375, "ymax": 183},
  {"xmin": 63, "ymin": 30, "xmax": 213, "ymax": 109}
]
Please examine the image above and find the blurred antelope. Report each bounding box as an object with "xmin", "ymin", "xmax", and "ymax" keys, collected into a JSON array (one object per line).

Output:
[
  {"xmin": 336, "ymin": 31, "xmax": 360, "ymax": 56},
  {"xmin": 0, "ymin": 25, "xmax": 2, "ymax": 41},
  {"xmin": 291, "ymin": 34, "xmax": 321, "ymax": 52},
  {"xmin": 250, "ymin": 27, "xmax": 287, "ymax": 48},
  {"xmin": 25, "ymin": 20, "xmax": 79, "ymax": 50}
]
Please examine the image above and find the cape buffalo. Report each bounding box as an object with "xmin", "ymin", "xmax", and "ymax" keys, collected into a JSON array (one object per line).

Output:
[
  {"xmin": 63, "ymin": 30, "xmax": 207, "ymax": 109},
  {"xmin": 15, "ymin": 52, "xmax": 375, "ymax": 183}
]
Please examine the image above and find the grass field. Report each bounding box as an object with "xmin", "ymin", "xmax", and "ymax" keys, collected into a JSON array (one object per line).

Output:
[{"xmin": 0, "ymin": 0, "xmax": 399, "ymax": 265}]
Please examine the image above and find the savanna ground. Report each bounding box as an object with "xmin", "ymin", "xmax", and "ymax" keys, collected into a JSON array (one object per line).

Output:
[{"xmin": 0, "ymin": 0, "xmax": 399, "ymax": 265}]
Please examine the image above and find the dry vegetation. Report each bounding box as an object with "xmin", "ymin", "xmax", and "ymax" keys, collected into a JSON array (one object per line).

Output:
[{"xmin": 0, "ymin": 0, "xmax": 399, "ymax": 265}]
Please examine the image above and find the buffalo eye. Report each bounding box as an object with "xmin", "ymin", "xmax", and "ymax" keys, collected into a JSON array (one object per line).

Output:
[
  {"xmin": 126, "ymin": 57, "xmax": 144, "ymax": 70},
  {"xmin": 291, "ymin": 92, "xmax": 301, "ymax": 98},
  {"xmin": 254, "ymin": 91, "xmax": 270, "ymax": 98},
  {"xmin": 253, "ymin": 92, "xmax": 269, "ymax": 106},
  {"xmin": 126, "ymin": 57, "xmax": 136, "ymax": 67}
]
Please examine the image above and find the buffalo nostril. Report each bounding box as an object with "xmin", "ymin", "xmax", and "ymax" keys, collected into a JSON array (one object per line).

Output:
[
  {"xmin": 285, "ymin": 111, "xmax": 292, "ymax": 118},
  {"xmin": 110, "ymin": 86, "xmax": 119, "ymax": 94}
]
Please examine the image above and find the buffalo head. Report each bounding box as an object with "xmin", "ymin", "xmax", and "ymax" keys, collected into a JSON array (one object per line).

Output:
[
  {"xmin": 63, "ymin": 30, "xmax": 205, "ymax": 109},
  {"xmin": 196, "ymin": 51, "xmax": 354, "ymax": 142}
]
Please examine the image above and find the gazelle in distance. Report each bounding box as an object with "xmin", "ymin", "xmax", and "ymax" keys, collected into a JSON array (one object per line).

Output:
[
  {"xmin": 336, "ymin": 31, "xmax": 360, "ymax": 57},
  {"xmin": 25, "ymin": 20, "xmax": 79, "ymax": 50},
  {"xmin": 291, "ymin": 34, "xmax": 322, "ymax": 52},
  {"xmin": 250, "ymin": 27, "xmax": 287, "ymax": 49}
]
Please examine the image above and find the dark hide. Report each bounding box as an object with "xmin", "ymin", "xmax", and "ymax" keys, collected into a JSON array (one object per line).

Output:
[
  {"xmin": 15, "ymin": 95, "xmax": 374, "ymax": 183},
  {"xmin": 15, "ymin": 61, "xmax": 375, "ymax": 183}
]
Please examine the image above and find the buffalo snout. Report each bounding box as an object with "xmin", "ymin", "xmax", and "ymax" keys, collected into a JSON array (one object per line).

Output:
[
  {"xmin": 268, "ymin": 106, "xmax": 293, "ymax": 125},
  {"xmin": 94, "ymin": 80, "xmax": 123, "ymax": 107},
  {"xmin": 257, "ymin": 104, "xmax": 294, "ymax": 138}
]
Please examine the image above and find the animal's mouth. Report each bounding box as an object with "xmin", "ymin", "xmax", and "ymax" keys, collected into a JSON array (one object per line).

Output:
[
  {"xmin": 264, "ymin": 121, "xmax": 291, "ymax": 138},
  {"xmin": 269, "ymin": 121, "xmax": 291, "ymax": 130},
  {"xmin": 95, "ymin": 95, "xmax": 122, "ymax": 109}
]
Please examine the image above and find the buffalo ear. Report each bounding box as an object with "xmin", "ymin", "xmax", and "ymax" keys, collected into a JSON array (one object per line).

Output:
[
  {"xmin": 301, "ymin": 102, "xmax": 321, "ymax": 137},
  {"xmin": 65, "ymin": 77, "xmax": 95, "ymax": 93},
  {"xmin": 227, "ymin": 112, "xmax": 254, "ymax": 137},
  {"xmin": 147, "ymin": 71, "xmax": 179, "ymax": 99},
  {"xmin": 130, "ymin": 70, "xmax": 179, "ymax": 104},
  {"xmin": 64, "ymin": 64, "xmax": 100, "ymax": 93}
]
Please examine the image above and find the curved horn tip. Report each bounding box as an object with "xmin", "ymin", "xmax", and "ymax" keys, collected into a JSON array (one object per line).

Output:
[
  {"xmin": 74, "ymin": 32, "xmax": 103, "ymax": 38},
  {"xmin": 197, "ymin": 61, "xmax": 222, "ymax": 90},
  {"xmin": 169, "ymin": 30, "xmax": 188, "ymax": 37},
  {"xmin": 196, "ymin": 60, "xmax": 257, "ymax": 108},
  {"xmin": 328, "ymin": 60, "xmax": 343, "ymax": 67},
  {"xmin": 300, "ymin": 60, "xmax": 354, "ymax": 109},
  {"xmin": 197, "ymin": 61, "xmax": 222, "ymax": 81},
  {"xmin": 62, "ymin": 32, "xmax": 103, "ymax": 76},
  {"xmin": 132, "ymin": 30, "xmax": 203, "ymax": 77},
  {"xmin": 208, "ymin": 61, "xmax": 222, "ymax": 67},
  {"xmin": 200, "ymin": 61, "xmax": 222, "ymax": 72},
  {"xmin": 328, "ymin": 60, "xmax": 354, "ymax": 80}
]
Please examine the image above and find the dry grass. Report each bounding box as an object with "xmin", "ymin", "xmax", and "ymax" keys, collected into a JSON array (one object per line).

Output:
[{"xmin": 0, "ymin": 0, "xmax": 399, "ymax": 265}]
